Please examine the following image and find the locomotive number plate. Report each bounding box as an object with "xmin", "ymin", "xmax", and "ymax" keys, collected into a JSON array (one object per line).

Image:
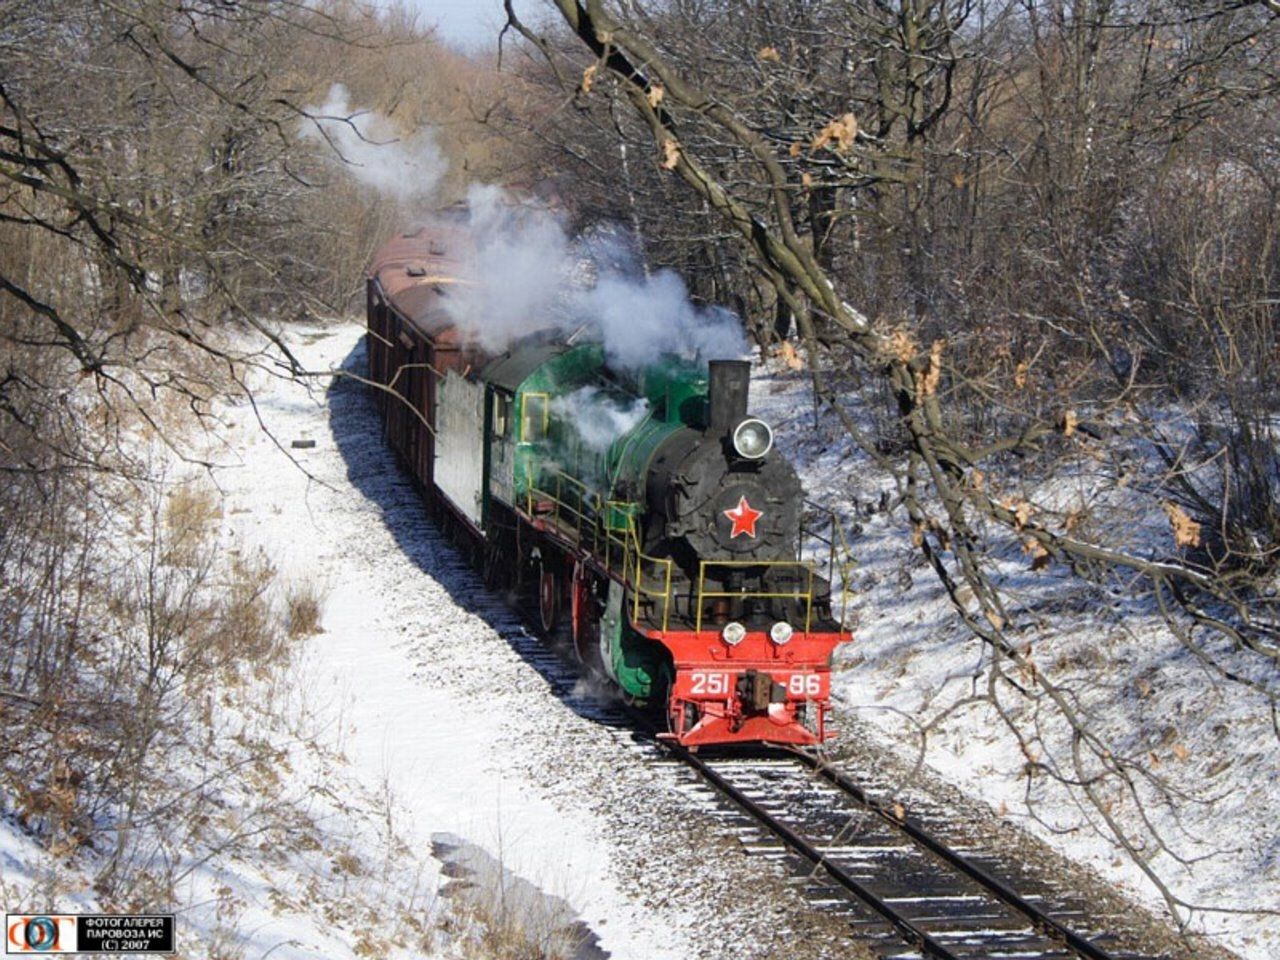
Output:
[{"xmin": 679, "ymin": 671, "xmax": 828, "ymax": 699}]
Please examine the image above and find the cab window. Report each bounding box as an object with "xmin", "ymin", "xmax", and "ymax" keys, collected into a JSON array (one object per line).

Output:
[
  {"xmin": 493, "ymin": 392, "xmax": 513, "ymax": 438},
  {"xmin": 522, "ymin": 393, "xmax": 549, "ymax": 441}
]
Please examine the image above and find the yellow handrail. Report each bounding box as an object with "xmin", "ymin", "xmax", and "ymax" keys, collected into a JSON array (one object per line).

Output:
[
  {"xmin": 525, "ymin": 467, "xmax": 673, "ymax": 631},
  {"xmin": 695, "ymin": 559, "xmax": 817, "ymax": 633},
  {"xmin": 623, "ymin": 522, "xmax": 673, "ymax": 631}
]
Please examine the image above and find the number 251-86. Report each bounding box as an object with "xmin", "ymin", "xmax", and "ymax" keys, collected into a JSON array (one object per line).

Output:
[{"xmin": 689, "ymin": 672, "xmax": 823, "ymax": 698}]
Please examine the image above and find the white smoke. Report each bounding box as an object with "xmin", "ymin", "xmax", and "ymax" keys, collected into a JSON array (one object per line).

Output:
[
  {"xmin": 441, "ymin": 184, "xmax": 748, "ymax": 369},
  {"xmin": 441, "ymin": 184, "xmax": 575, "ymax": 353},
  {"xmin": 552, "ymin": 386, "xmax": 650, "ymax": 451},
  {"xmin": 300, "ymin": 84, "xmax": 446, "ymax": 203},
  {"xmin": 580, "ymin": 271, "xmax": 745, "ymax": 370}
]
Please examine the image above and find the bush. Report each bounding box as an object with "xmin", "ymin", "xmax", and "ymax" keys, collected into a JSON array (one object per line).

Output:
[{"xmin": 285, "ymin": 580, "xmax": 325, "ymax": 640}]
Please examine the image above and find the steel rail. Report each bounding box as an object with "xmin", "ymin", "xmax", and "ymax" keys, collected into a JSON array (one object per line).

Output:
[
  {"xmin": 671, "ymin": 743, "xmax": 967, "ymax": 960},
  {"xmin": 786, "ymin": 746, "xmax": 1118, "ymax": 960}
]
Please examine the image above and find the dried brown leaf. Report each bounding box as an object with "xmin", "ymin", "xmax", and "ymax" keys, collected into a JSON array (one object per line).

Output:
[
  {"xmin": 1063, "ymin": 509, "xmax": 1085, "ymax": 534},
  {"xmin": 1003, "ymin": 498, "xmax": 1033, "ymax": 530},
  {"xmin": 660, "ymin": 138, "xmax": 680, "ymax": 170},
  {"xmin": 1024, "ymin": 537, "xmax": 1050, "ymax": 571},
  {"xmin": 756, "ymin": 45, "xmax": 781, "ymax": 62},
  {"xmin": 1014, "ymin": 358, "xmax": 1030, "ymax": 389},
  {"xmin": 1172, "ymin": 742, "xmax": 1190, "ymax": 762},
  {"xmin": 836, "ymin": 113, "xmax": 858, "ymax": 150},
  {"xmin": 778, "ymin": 341, "xmax": 805, "ymax": 371},
  {"xmin": 812, "ymin": 112, "xmax": 858, "ymax": 153},
  {"xmin": 918, "ymin": 338, "xmax": 944, "ymax": 398},
  {"xmin": 888, "ymin": 329, "xmax": 917, "ymax": 364},
  {"xmin": 1162, "ymin": 501, "xmax": 1201, "ymax": 549},
  {"xmin": 646, "ymin": 84, "xmax": 664, "ymax": 108}
]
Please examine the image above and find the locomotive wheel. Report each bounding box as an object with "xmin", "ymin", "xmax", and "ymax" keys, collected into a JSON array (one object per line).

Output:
[
  {"xmin": 570, "ymin": 561, "xmax": 602, "ymax": 670},
  {"xmin": 483, "ymin": 540, "xmax": 505, "ymax": 590},
  {"xmin": 537, "ymin": 557, "xmax": 559, "ymax": 636}
]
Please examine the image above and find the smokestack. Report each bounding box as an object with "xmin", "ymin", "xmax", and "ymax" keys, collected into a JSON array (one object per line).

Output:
[{"xmin": 708, "ymin": 360, "xmax": 750, "ymax": 433}]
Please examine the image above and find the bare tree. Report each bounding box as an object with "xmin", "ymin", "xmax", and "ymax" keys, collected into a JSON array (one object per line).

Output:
[
  {"xmin": 0, "ymin": 0, "xmax": 494, "ymax": 899},
  {"xmin": 503, "ymin": 0, "xmax": 1280, "ymax": 929}
]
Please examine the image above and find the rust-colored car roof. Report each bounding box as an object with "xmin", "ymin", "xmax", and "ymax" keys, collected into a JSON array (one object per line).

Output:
[{"xmin": 368, "ymin": 224, "xmax": 475, "ymax": 342}]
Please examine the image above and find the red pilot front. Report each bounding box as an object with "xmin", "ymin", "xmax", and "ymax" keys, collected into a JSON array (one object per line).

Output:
[{"xmin": 664, "ymin": 622, "xmax": 839, "ymax": 746}]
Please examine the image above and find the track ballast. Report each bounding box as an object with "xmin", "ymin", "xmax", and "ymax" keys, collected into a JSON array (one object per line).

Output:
[{"xmin": 667, "ymin": 744, "xmax": 1152, "ymax": 960}]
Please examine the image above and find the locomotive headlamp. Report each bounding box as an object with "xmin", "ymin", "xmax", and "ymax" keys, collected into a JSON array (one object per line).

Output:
[
  {"xmin": 721, "ymin": 621, "xmax": 747, "ymax": 646},
  {"xmin": 770, "ymin": 621, "xmax": 794, "ymax": 645},
  {"xmin": 732, "ymin": 418, "xmax": 774, "ymax": 460}
]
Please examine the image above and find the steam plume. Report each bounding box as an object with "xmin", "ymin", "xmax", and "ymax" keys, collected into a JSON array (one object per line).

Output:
[
  {"xmin": 300, "ymin": 84, "xmax": 446, "ymax": 203},
  {"xmin": 442, "ymin": 184, "xmax": 747, "ymax": 369},
  {"xmin": 552, "ymin": 387, "xmax": 650, "ymax": 450}
]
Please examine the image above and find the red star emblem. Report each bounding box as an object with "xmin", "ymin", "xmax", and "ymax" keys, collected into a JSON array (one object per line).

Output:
[{"xmin": 723, "ymin": 495, "xmax": 763, "ymax": 539}]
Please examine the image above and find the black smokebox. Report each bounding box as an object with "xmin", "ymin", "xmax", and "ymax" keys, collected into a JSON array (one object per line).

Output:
[{"xmin": 708, "ymin": 360, "xmax": 750, "ymax": 434}]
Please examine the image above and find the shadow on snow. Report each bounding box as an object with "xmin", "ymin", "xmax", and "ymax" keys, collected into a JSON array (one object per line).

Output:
[{"xmin": 325, "ymin": 335, "xmax": 640, "ymax": 743}]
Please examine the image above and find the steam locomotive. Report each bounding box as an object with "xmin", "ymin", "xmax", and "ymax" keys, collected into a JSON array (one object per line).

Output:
[{"xmin": 366, "ymin": 225, "xmax": 851, "ymax": 746}]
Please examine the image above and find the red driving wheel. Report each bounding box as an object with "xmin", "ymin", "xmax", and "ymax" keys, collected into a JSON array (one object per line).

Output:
[
  {"xmin": 538, "ymin": 558, "xmax": 559, "ymax": 636},
  {"xmin": 571, "ymin": 560, "xmax": 593, "ymax": 664}
]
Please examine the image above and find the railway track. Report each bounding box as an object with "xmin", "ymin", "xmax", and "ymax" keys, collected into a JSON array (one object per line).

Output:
[
  {"xmin": 349, "ymin": 345, "xmax": 1163, "ymax": 960},
  {"xmin": 667, "ymin": 744, "xmax": 1152, "ymax": 960}
]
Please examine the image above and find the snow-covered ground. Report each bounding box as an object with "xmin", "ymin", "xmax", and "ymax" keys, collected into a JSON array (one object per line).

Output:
[
  {"xmin": 197, "ymin": 324, "xmax": 701, "ymax": 959},
  {"xmin": 6, "ymin": 316, "xmax": 1270, "ymax": 959},
  {"xmin": 1, "ymin": 622, "xmax": 461, "ymax": 958},
  {"xmin": 749, "ymin": 359, "xmax": 1279, "ymax": 959}
]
